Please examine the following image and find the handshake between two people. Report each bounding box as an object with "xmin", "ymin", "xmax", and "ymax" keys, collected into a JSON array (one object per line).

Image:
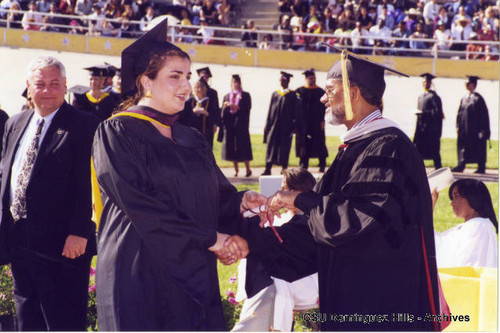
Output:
[{"xmin": 208, "ymin": 189, "xmax": 301, "ymax": 266}]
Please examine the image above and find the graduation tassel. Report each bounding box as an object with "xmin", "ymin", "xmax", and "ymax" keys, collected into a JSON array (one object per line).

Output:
[{"xmin": 340, "ymin": 50, "xmax": 354, "ymax": 121}]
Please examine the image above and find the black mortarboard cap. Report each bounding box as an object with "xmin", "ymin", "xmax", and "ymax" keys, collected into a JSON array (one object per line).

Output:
[
  {"xmin": 84, "ymin": 65, "xmax": 107, "ymax": 77},
  {"xmin": 420, "ymin": 72, "xmax": 436, "ymax": 81},
  {"xmin": 324, "ymin": 44, "xmax": 408, "ymax": 120},
  {"xmin": 121, "ymin": 18, "xmax": 181, "ymax": 95},
  {"xmin": 467, "ymin": 75, "xmax": 480, "ymax": 85},
  {"xmin": 196, "ymin": 67, "xmax": 212, "ymax": 78},
  {"xmin": 280, "ymin": 71, "xmax": 293, "ymax": 79},
  {"xmin": 68, "ymin": 84, "xmax": 90, "ymax": 95},
  {"xmin": 303, "ymin": 68, "xmax": 315, "ymax": 77}
]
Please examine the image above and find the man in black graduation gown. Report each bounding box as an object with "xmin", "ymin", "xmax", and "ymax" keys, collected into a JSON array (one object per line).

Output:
[
  {"xmin": 72, "ymin": 65, "xmax": 118, "ymax": 122},
  {"xmin": 262, "ymin": 71, "xmax": 299, "ymax": 175},
  {"xmin": 413, "ymin": 73, "xmax": 444, "ymax": 169},
  {"xmin": 451, "ymin": 75, "xmax": 490, "ymax": 174},
  {"xmin": 265, "ymin": 51, "xmax": 441, "ymax": 331},
  {"xmin": 295, "ymin": 68, "xmax": 328, "ymax": 172}
]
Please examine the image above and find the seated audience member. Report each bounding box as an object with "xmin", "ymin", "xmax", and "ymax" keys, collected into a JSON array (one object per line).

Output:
[
  {"xmin": 356, "ymin": 6, "xmax": 373, "ymax": 30},
  {"xmin": 432, "ymin": 179, "xmax": 498, "ymax": 268},
  {"xmin": 433, "ymin": 20, "xmax": 451, "ymax": 50},
  {"xmin": 465, "ymin": 32, "xmax": 483, "ymax": 59},
  {"xmin": 22, "ymin": 0, "xmax": 43, "ymax": 29},
  {"xmin": 434, "ymin": 6, "xmax": 449, "ymax": 30},
  {"xmin": 233, "ymin": 168, "xmax": 318, "ymax": 332},
  {"xmin": 241, "ymin": 20, "xmax": 258, "ymax": 48},
  {"xmin": 200, "ymin": 0, "xmax": 218, "ymax": 25},
  {"xmin": 177, "ymin": 25, "xmax": 194, "ymax": 43},
  {"xmin": 379, "ymin": 4, "xmax": 395, "ymax": 30},
  {"xmin": 450, "ymin": 16, "xmax": 472, "ymax": 51},
  {"xmin": 6, "ymin": 3, "xmax": 23, "ymax": 28},
  {"xmin": 369, "ymin": 18, "xmax": 391, "ymax": 54},
  {"xmin": 139, "ymin": 5, "xmax": 154, "ymax": 31},
  {"xmin": 389, "ymin": 20, "xmax": 410, "ymax": 55},
  {"xmin": 409, "ymin": 22, "xmax": 430, "ymax": 51},
  {"xmin": 217, "ymin": 0, "xmax": 231, "ymax": 26},
  {"xmin": 351, "ymin": 21, "xmax": 370, "ymax": 54},
  {"xmin": 197, "ymin": 18, "xmax": 215, "ymax": 44},
  {"xmin": 259, "ymin": 33, "xmax": 276, "ymax": 49}
]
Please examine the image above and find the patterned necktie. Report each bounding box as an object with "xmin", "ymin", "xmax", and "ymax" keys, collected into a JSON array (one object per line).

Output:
[{"xmin": 10, "ymin": 118, "xmax": 45, "ymax": 221}]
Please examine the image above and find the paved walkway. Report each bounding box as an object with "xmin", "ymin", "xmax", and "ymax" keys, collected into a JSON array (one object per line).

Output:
[{"xmin": 221, "ymin": 166, "xmax": 498, "ymax": 185}]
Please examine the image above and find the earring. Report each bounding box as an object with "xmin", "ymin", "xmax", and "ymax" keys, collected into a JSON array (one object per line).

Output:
[{"xmin": 145, "ymin": 91, "xmax": 153, "ymax": 98}]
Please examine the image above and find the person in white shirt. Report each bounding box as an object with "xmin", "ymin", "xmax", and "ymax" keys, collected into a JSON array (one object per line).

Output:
[
  {"xmin": 369, "ymin": 18, "xmax": 391, "ymax": 54},
  {"xmin": 423, "ymin": 0, "xmax": 439, "ymax": 24},
  {"xmin": 351, "ymin": 21, "xmax": 370, "ymax": 54},
  {"xmin": 22, "ymin": 1, "xmax": 43, "ymax": 30},
  {"xmin": 433, "ymin": 20, "xmax": 451, "ymax": 50},
  {"xmin": 432, "ymin": 179, "xmax": 498, "ymax": 268},
  {"xmin": 139, "ymin": 5, "xmax": 155, "ymax": 31}
]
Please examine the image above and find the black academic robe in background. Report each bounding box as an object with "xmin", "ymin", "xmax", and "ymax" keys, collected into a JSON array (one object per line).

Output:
[
  {"xmin": 293, "ymin": 127, "xmax": 439, "ymax": 331},
  {"xmin": 208, "ymin": 86, "xmax": 221, "ymax": 127},
  {"xmin": 295, "ymin": 86, "xmax": 328, "ymax": 159},
  {"xmin": 0, "ymin": 109, "xmax": 9, "ymax": 153},
  {"xmin": 92, "ymin": 113, "xmax": 243, "ymax": 331},
  {"xmin": 413, "ymin": 90, "xmax": 443, "ymax": 160},
  {"xmin": 180, "ymin": 97, "xmax": 219, "ymax": 148},
  {"xmin": 456, "ymin": 92, "xmax": 490, "ymax": 165},
  {"xmin": 264, "ymin": 90, "xmax": 299, "ymax": 166},
  {"xmin": 220, "ymin": 91, "xmax": 253, "ymax": 162},
  {"xmin": 73, "ymin": 91, "xmax": 118, "ymax": 122}
]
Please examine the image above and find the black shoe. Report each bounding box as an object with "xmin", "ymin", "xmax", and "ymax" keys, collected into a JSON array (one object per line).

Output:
[
  {"xmin": 474, "ymin": 169, "xmax": 485, "ymax": 174},
  {"xmin": 451, "ymin": 166, "xmax": 464, "ymax": 172},
  {"xmin": 245, "ymin": 170, "xmax": 252, "ymax": 177},
  {"xmin": 261, "ymin": 170, "xmax": 271, "ymax": 176}
]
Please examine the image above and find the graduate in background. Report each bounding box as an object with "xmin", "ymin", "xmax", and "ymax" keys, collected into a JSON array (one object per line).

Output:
[
  {"xmin": 197, "ymin": 66, "xmax": 221, "ymax": 145},
  {"xmin": 413, "ymin": 73, "xmax": 444, "ymax": 170},
  {"xmin": 262, "ymin": 71, "xmax": 299, "ymax": 175},
  {"xmin": 432, "ymin": 179, "xmax": 497, "ymax": 268},
  {"xmin": 181, "ymin": 79, "xmax": 219, "ymax": 148},
  {"xmin": 295, "ymin": 68, "xmax": 328, "ymax": 173},
  {"xmin": 266, "ymin": 50, "xmax": 441, "ymax": 331},
  {"xmin": 220, "ymin": 74, "xmax": 253, "ymax": 177},
  {"xmin": 92, "ymin": 19, "xmax": 265, "ymax": 331},
  {"xmin": 72, "ymin": 66, "xmax": 118, "ymax": 121},
  {"xmin": 452, "ymin": 75, "xmax": 490, "ymax": 174}
]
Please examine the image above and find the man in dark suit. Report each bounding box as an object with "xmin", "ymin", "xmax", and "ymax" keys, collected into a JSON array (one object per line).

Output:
[{"xmin": 0, "ymin": 56, "xmax": 99, "ymax": 330}]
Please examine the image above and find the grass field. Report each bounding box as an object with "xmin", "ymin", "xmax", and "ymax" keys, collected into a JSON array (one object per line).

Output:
[{"xmin": 212, "ymin": 135, "xmax": 499, "ymax": 170}]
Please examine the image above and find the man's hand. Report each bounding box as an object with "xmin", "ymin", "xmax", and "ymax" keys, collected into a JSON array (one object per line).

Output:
[
  {"xmin": 62, "ymin": 235, "xmax": 88, "ymax": 259},
  {"xmin": 265, "ymin": 190, "xmax": 300, "ymax": 227}
]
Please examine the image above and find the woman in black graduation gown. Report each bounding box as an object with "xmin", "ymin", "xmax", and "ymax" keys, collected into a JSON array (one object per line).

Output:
[
  {"xmin": 91, "ymin": 20, "xmax": 265, "ymax": 331},
  {"xmin": 220, "ymin": 74, "xmax": 253, "ymax": 177},
  {"xmin": 183, "ymin": 79, "xmax": 219, "ymax": 148}
]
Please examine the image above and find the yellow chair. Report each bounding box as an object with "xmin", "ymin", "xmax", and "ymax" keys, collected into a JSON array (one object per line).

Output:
[{"xmin": 439, "ymin": 267, "xmax": 497, "ymax": 332}]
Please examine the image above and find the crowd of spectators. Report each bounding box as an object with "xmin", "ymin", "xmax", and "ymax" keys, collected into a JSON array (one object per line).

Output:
[
  {"xmin": 0, "ymin": 0, "xmax": 238, "ymax": 41},
  {"xmin": 267, "ymin": 0, "xmax": 499, "ymax": 59},
  {"xmin": 0, "ymin": 0, "xmax": 497, "ymax": 59}
]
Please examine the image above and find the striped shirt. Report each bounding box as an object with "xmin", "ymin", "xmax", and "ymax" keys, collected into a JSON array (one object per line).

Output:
[{"xmin": 351, "ymin": 110, "xmax": 382, "ymax": 130}]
